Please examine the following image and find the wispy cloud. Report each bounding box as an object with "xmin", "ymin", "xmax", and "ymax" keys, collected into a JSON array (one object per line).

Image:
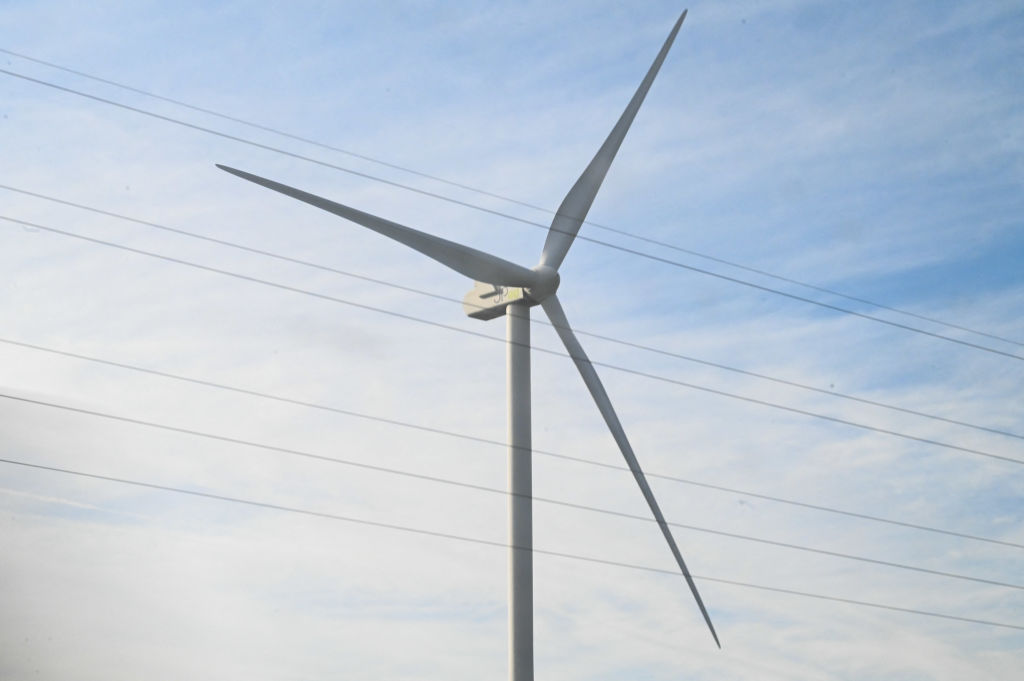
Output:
[{"xmin": 1, "ymin": 1, "xmax": 1021, "ymax": 679}]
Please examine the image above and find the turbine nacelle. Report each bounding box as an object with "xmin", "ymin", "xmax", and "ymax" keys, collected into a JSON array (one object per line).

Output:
[
  {"xmin": 462, "ymin": 281, "xmax": 528, "ymax": 320},
  {"xmin": 462, "ymin": 265, "xmax": 559, "ymax": 320}
]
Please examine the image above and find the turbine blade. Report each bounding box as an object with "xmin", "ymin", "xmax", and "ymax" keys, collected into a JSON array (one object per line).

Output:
[
  {"xmin": 217, "ymin": 164, "xmax": 540, "ymax": 288},
  {"xmin": 540, "ymin": 10, "xmax": 687, "ymax": 271},
  {"xmin": 541, "ymin": 293, "xmax": 720, "ymax": 648}
]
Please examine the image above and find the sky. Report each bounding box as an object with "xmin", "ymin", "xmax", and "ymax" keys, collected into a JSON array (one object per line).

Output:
[{"xmin": 1, "ymin": 0, "xmax": 1022, "ymax": 678}]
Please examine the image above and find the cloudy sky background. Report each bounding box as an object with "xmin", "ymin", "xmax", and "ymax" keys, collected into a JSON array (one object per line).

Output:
[{"xmin": 1, "ymin": 0, "xmax": 1022, "ymax": 678}]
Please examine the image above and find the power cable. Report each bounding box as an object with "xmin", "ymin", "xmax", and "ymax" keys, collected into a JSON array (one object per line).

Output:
[
  {"xmin": 3, "ymin": 213, "xmax": 1021, "ymax": 466},
  {"xmin": 3, "ymin": 391, "xmax": 1021, "ymax": 592},
  {"xmin": 3, "ymin": 335, "xmax": 1020, "ymax": 551},
  {"xmin": 4, "ymin": 182, "xmax": 1020, "ymax": 442},
  {"xmin": 2, "ymin": 67, "xmax": 1021, "ymax": 362},
  {"xmin": 2, "ymin": 46, "xmax": 1020, "ymax": 350},
  {"xmin": 3, "ymin": 455, "xmax": 1021, "ymax": 632}
]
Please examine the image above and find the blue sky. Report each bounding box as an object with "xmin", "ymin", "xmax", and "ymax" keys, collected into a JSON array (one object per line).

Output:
[{"xmin": 1, "ymin": 1, "xmax": 1022, "ymax": 679}]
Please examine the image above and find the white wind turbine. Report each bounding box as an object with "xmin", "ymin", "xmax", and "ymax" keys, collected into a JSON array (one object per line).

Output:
[{"xmin": 218, "ymin": 10, "xmax": 716, "ymax": 678}]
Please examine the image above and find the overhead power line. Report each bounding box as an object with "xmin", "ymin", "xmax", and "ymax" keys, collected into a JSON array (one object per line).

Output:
[
  {"xmin": 2, "ymin": 46, "xmax": 1020, "ymax": 351},
  {"xmin": 2, "ymin": 67, "xmax": 1022, "ymax": 362},
  {"xmin": 4, "ymin": 182, "xmax": 1021, "ymax": 442},
  {"xmin": 3, "ymin": 390, "xmax": 1020, "ymax": 592},
  {"xmin": 3, "ymin": 455, "xmax": 1021, "ymax": 632},
  {"xmin": 3, "ymin": 213, "xmax": 1021, "ymax": 466},
  {"xmin": 2, "ymin": 336, "xmax": 1021, "ymax": 551}
]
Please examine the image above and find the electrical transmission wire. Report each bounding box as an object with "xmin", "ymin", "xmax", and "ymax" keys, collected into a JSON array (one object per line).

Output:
[
  {"xmin": 3, "ymin": 390, "xmax": 1021, "ymax": 592},
  {"xmin": 3, "ymin": 213, "xmax": 1021, "ymax": 466},
  {"xmin": 2, "ymin": 67, "xmax": 1022, "ymax": 362},
  {"xmin": 2, "ymin": 46, "xmax": 1020, "ymax": 351},
  {"xmin": 4, "ymin": 336, "xmax": 1021, "ymax": 551},
  {"xmin": 3, "ymin": 454, "xmax": 1021, "ymax": 632},
  {"xmin": 4, "ymin": 182, "xmax": 1021, "ymax": 442},
  {"xmin": 3, "ymin": 335, "xmax": 1020, "ymax": 551}
]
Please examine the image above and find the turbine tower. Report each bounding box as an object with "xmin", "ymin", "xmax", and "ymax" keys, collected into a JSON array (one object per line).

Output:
[{"xmin": 219, "ymin": 10, "xmax": 716, "ymax": 678}]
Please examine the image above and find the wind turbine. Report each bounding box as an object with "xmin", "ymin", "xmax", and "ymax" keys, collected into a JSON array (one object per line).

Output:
[{"xmin": 218, "ymin": 9, "xmax": 716, "ymax": 678}]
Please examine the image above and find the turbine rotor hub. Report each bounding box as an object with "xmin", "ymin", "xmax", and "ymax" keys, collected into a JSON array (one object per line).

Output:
[{"xmin": 526, "ymin": 265, "xmax": 560, "ymax": 303}]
